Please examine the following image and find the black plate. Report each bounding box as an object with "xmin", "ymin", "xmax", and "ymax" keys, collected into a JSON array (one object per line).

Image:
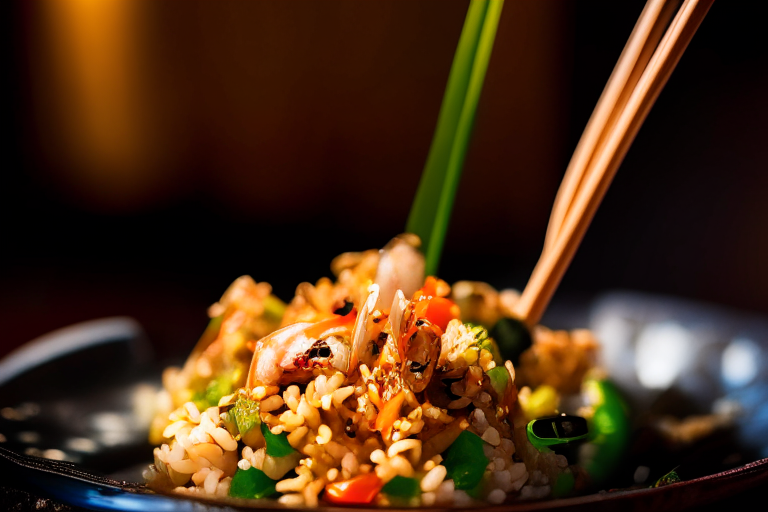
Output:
[{"xmin": 1, "ymin": 294, "xmax": 767, "ymax": 511}]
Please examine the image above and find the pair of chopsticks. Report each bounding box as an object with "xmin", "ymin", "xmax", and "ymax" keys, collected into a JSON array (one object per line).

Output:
[{"xmin": 513, "ymin": 0, "xmax": 715, "ymax": 327}]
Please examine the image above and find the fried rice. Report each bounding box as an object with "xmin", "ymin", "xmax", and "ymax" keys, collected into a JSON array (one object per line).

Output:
[{"xmin": 144, "ymin": 235, "xmax": 602, "ymax": 506}]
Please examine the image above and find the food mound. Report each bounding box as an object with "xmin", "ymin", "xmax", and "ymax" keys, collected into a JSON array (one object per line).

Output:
[{"xmin": 145, "ymin": 235, "xmax": 604, "ymax": 506}]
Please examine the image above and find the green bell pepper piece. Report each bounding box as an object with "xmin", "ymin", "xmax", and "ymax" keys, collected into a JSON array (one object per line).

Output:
[
  {"xmin": 442, "ymin": 430, "xmax": 488, "ymax": 490},
  {"xmin": 228, "ymin": 467, "xmax": 278, "ymax": 499},
  {"xmin": 581, "ymin": 378, "xmax": 630, "ymax": 484},
  {"xmin": 381, "ymin": 475, "xmax": 421, "ymax": 498},
  {"xmin": 261, "ymin": 422, "xmax": 297, "ymax": 458},
  {"xmin": 490, "ymin": 317, "xmax": 532, "ymax": 365},
  {"xmin": 552, "ymin": 470, "xmax": 575, "ymax": 497},
  {"xmin": 486, "ymin": 366, "xmax": 509, "ymax": 398}
]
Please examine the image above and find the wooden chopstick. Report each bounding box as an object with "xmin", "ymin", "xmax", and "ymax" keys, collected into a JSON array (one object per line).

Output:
[
  {"xmin": 543, "ymin": 0, "xmax": 678, "ymax": 253},
  {"xmin": 515, "ymin": 0, "xmax": 715, "ymax": 327}
]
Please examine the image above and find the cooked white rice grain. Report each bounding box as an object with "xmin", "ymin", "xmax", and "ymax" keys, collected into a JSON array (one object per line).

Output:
[
  {"xmin": 421, "ymin": 465, "xmax": 447, "ymax": 492},
  {"xmin": 470, "ymin": 408, "xmax": 489, "ymax": 432},
  {"xmin": 189, "ymin": 427, "xmax": 212, "ymax": 445},
  {"xmin": 332, "ymin": 386, "xmax": 355, "ymax": 407},
  {"xmin": 389, "ymin": 455, "xmax": 414, "ymax": 478},
  {"xmin": 509, "ymin": 462, "xmax": 528, "ymax": 484},
  {"xmin": 481, "ymin": 427, "xmax": 501, "ymax": 446},
  {"xmin": 374, "ymin": 462, "xmax": 397, "ymax": 483},
  {"xmin": 314, "ymin": 376, "xmax": 328, "ymax": 396},
  {"xmin": 198, "ymin": 413, "xmax": 216, "ymax": 435},
  {"xmin": 167, "ymin": 442, "xmax": 185, "ymax": 463},
  {"xmin": 194, "ymin": 442, "xmax": 223, "ymax": 463},
  {"xmin": 216, "ymin": 477, "xmax": 231, "ymax": 497},
  {"xmin": 387, "ymin": 439, "xmax": 421, "ymax": 465},
  {"xmin": 520, "ymin": 485, "xmax": 550, "ymax": 500},
  {"xmin": 279, "ymin": 410, "xmax": 305, "ymax": 430},
  {"xmin": 278, "ymin": 493, "xmax": 305, "ymax": 506},
  {"xmin": 324, "ymin": 440, "xmax": 350, "ymax": 461},
  {"xmin": 203, "ymin": 468, "xmax": 223, "ymax": 494},
  {"xmin": 169, "ymin": 458, "xmax": 198, "ymax": 474},
  {"xmin": 326, "ymin": 372, "xmax": 345, "ymax": 394},
  {"xmin": 163, "ymin": 421, "xmax": 189, "ymax": 439},
  {"xmin": 316, "ymin": 424, "xmax": 332, "ymax": 445},
  {"xmin": 297, "ymin": 397, "xmax": 321, "ymax": 429},
  {"xmin": 487, "ymin": 489, "xmax": 507, "ymax": 504},
  {"xmin": 432, "ymin": 478, "xmax": 455, "ymax": 505},
  {"xmin": 192, "ymin": 467, "xmax": 210, "ymax": 486},
  {"xmin": 341, "ymin": 452, "xmax": 359, "ymax": 475},
  {"xmin": 261, "ymin": 394, "xmax": 284, "ymax": 413},
  {"xmin": 211, "ymin": 428, "xmax": 238, "ymax": 451},
  {"xmin": 184, "ymin": 402, "xmax": 201, "ymax": 423},
  {"xmin": 453, "ymin": 490, "xmax": 473, "ymax": 506},
  {"xmin": 500, "ymin": 438, "xmax": 515, "ymax": 455},
  {"xmin": 275, "ymin": 472, "xmax": 311, "ymax": 493},
  {"xmin": 250, "ymin": 447, "xmax": 266, "ymax": 470}
]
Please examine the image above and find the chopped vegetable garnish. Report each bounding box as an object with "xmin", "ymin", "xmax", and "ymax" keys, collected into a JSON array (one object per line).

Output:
[
  {"xmin": 323, "ymin": 473, "xmax": 384, "ymax": 505},
  {"xmin": 200, "ymin": 376, "xmax": 232, "ymax": 409},
  {"xmin": 260, "ymin": 422, "xmax": 296, "ymax": 458},
  {"xmin": 652, "ymin": 467, "xmax": 681, "ymax": 488},
  {"xmin": 442, "ymin": 430, "xmax": 489, "ymax": 490},
  {"xmin": 552, "ymin": 470, "xmax": 575, "ymax": 497},
  {"xmin": 375, "ymin": 390, "xmax": 406, "ymax": 434},
  {"xmin": 473, "ymin": 325, "xmax": 503, "ymax": 365},
  {"xmin": 231, "ymin": 395, "xmax": 260, "ymax": 436},
  {"xmin": 381, "ymin": 475, "xmax": 421, "ymax": 499},
  {"xmin": 581, "ymin": 378, "xmax": 630, "ymax": 484},
  {"xmin": 487, "ymin": 365, "xmax": 509, "ymax": 398},
  {"xmin": 521, "ymin": 384, "xmax": 560, "ymax": 421},
  {"xmin": 490, "ymin": 316, "xmax": 532, "ymax": 365},
  {"xmin": 526, "ymin": 414, "xmax": 589, "ymax": 450},
  {"xmin": 229, "ymin": 467, "xmax": 278, "ymax": 500},
  {"xmin": 414, "ymin": 296, "xmax": 460, "ymax": 333}
]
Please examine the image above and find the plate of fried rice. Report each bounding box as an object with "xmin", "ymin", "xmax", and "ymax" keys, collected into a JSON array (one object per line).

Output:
[{"xmin": 2, "ymin": 236, "xmax": 767, "ymax": 511}]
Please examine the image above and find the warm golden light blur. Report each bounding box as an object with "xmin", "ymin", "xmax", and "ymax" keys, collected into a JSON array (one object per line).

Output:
[{"xmin": 38, "ymin": 0, "xmax": 181, "ymax": 211}]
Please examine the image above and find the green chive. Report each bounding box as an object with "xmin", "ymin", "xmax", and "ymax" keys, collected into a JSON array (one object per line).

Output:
[{"xmin": 406, "ymin": 0, "xmax": 504, "ymax": 276}]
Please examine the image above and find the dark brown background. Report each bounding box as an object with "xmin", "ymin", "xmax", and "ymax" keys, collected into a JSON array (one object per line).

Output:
[{"xmin": 3, "ymin": 0, "xmax": 767, "ymax": 363}]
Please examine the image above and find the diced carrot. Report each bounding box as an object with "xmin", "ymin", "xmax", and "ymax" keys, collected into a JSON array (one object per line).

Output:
[{"xmin": 374, "ymin": 390, "xmax": 405, "ymax": 433}]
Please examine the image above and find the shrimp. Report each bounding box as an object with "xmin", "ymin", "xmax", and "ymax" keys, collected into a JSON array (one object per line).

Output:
[
  {"xmin": 400, "ymin": 305, "xmax": 442, "ymax": 393},
  {"xmin": 348, "ymin": 284, "xmax": 381, "ymax": 371},
  {"xmin": 246, "ymin": 312, "xmax": 356, "ymax": 388},
  {"xmin": 374, "ymin": 235, "xmax": 425, "ymax": 312}
]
